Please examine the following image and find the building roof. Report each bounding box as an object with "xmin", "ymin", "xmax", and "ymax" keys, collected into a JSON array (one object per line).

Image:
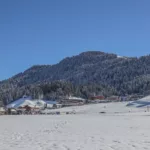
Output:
[
  {"xmin": 7, "ymin": 97, "xmax": 47, "ymax": 109},
  {"xmin": 7, "ymin": 96, "xmax": 32, "ymax": 108},
  {"xmin": 44, "ymin": 100, "xmax": 58, "ymax": 104},
  {"xmin": 7, "ymin": 97, "xmax": 59, "ymax": 109},
  {"xmin": 67, "ymin": 96, "xmax": 86, "ymax": 102}
]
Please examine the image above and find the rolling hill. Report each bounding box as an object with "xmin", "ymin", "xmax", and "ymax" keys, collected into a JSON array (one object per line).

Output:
[{"xmin": 0, "ymin": 51, "xmax": 150, "ymax": 104}]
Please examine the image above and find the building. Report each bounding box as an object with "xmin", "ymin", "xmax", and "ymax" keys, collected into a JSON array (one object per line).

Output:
[
  {"xmin": 7, "ymin": 108, "xmax": 17, "ymax": 115},
  {"xmin": 6, "ymin": 96, "xmax": 63, "ymax": 114},
  {"xmin": 6, "ymin": 96, "xmax": 47, "ymax": 109},
  {"xmin": 18, "ymin": 105, "xmax": 41, "ymax": 114},
  {"xmin": 44, "ymin": 100, "xmax": 62, "ymax": 109},
  {"xmin": 61, "ymin": 96, "xmax": 86, "ymax": 106},
  {"xmin": 6, "ymin": 96, "xmax": 32, "ymax": 109},
  {"xmin": 106, "ymin": 96, "xmax": 120, "ymax": 101},
  {"xmin": 90, "ymin": 96, "xmax": 105, "ymax": 100},
  {"xmin": 0, "ymin": 107, "xmax": 5, "ymax": 115}
]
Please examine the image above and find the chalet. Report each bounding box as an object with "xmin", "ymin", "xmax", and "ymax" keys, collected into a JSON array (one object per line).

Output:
[
  {"xmin": 6, "ymin": 96, "xmax": 62, "ymax": 114},
  {"xmin": 106, "ymin": 96, "xmax": 120, "ymax": 101},
  {"xmin": 6, "ymin": 96, "xmax": 32, "ymax": 109},
  {"xmin": 90, "ymin": 96, "xmax": 105, "ymax": 100},
  {"xmin": 44, "ymin": 100, "xmax": 62, "ymax": 109},
  {"xmin": 61, "ymin": 96, "xmax": 86, "ymax": 106},
  {"xmin": 7, "ymin": 96, "xmax": 46, "ymax": 110},
  {"xmin": 0, "ymin": 107, "xmax": 5, "ymax": 115}
]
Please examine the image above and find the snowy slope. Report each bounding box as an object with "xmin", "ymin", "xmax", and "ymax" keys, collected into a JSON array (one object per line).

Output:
[{"xmin": 127, "ymin": 95, "xmax": 150, "ymax": 108}]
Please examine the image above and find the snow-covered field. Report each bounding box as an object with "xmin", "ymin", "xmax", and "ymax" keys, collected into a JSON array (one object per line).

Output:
[{"xmin": 1, "ymin": 102, "xmax": 150, "ymax": 150}]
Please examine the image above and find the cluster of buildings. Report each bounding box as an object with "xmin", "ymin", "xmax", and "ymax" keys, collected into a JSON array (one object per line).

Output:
[
  {"xmin": 0, "ymin": 94, "xmax": 141, "ymax": 115},
  {"xmin": 0, "ymin": 95, "xmax": 86, "ymax": 115},
  {"xmin": 60, "ymin": 96, "xmax": 86, "ymax": 106},
  {"xmin": 5, "ymin": 96, "xmax": 62, "ymax": 115}
]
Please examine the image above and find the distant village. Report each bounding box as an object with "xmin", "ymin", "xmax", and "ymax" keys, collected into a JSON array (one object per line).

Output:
[{"xmin": 0, "ymin": 94, "xmax": 143, "ymax": 115}]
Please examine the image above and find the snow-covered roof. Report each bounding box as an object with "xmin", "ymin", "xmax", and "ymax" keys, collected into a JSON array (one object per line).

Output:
[
  {"xmin": 6, "ymin": 97, "xmax": 47, "ymax": 109},
  {"xmin": 7, "ymin": 97, "xmax": 61, "ymax": 109},
  {"xmin": 7, "ymin": 96, "xmax": 32, "ymax": 108},
  {"xmin": 34, "ymin": 100, "xmax": 46, "ymax": 106},
  {"xmin": 68, "ymin": 96, "xmax": 86, "ymax": 102},
  {"xmin": 19, "ymin": 100, "xmax": 37, "ymax": 108},
  {"xmin": 44, "ymin": 100, "xmax": 58, "ymax": 104}
]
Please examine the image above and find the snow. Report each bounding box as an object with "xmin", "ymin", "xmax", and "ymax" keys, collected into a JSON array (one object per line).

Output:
[
  {"xmin": 127, "ymin": 95, "xmax": 150, "ymax": 108},
  {"xmin": 138, "ymin": 95, "xmax": 150, "ymax": 102},
  {"xmin": 7, "ymin": 98, "xmax": 47, "ymax": 109},
  {"xmin": 7, "ymin": 97, "xmax": 32, "ymax": 108},
  {"xmin": 117, "ymin": 55, "xmax": 123, "ymax": 58},
  {"xmin": 117, "ymin": 55, "xmax": 128, "ymax": 59},
  {"xmin": 68, "ymin": 96, "xmax": 86, "ymax": 102},
  {"xmin": 1, "ymin": 102, "xmax": 150, "ymax": 150}
]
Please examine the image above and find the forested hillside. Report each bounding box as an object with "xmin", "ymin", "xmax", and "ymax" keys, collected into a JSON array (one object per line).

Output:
[{"xmin": 0, "ymin": 51, "xmax": 150, "ymax": 104}]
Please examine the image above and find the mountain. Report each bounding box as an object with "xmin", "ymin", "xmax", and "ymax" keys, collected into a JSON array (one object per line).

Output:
[{"xmin": 0, "ymin": 51, "xmax": 150, "ymax": 104}]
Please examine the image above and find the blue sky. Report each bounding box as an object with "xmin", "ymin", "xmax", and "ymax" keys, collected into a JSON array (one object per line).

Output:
[{"xmin": 0, "ymin": 0, "xmax": 150, "ymax": 80}]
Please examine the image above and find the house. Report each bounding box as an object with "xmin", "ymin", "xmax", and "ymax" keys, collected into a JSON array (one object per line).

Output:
[
  {"xmin": 56, "ymin": 104, "xmax": 63, "ymax": 108},
  {"xmin": 61, "ymin": 96, "xmax": 86, "ymax": 106},
  {"xmin": 90, "ymin": 96, "xmax": 105, "ymax": 100},
  {"xmin": 7, "ymin": 96, "xmax": 32, "ymax": 109},
  {"xmin": 7, "ymin": 96, "xmax": 47, "ymax": 110},
  {"xmin": 46, "ymin": 104, "xmax": 54, "ymax": 109},
  {"xmin": 18, "ymin": 105, "xmax": 41, "ymax": 114},
  {"xmin": 106, "ymin": 96, "xmax": 120, "ymax": 101},
  {"xmin": 88, "ymin": 95, "xmax": 106, "ymax": 103},
  {"xmin": 44, "ymin": 100, "xmax": 62, "ymax": 109},
  {"xmin": 6, "ymin": 96, "xmax": 62, "ymax": 113},
  {"xmin": 33, "ymin": 100, "xmax": 46, "ymax": 109},
  {"xmin": 0, "ymin": 107, "xmax": 5, "ymax": 115}
]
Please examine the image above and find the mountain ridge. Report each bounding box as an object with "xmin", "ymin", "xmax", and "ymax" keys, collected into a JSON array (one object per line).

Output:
[{"xmin": 0, "ymin": 51, "xmax": 150, "ymax": 104}]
